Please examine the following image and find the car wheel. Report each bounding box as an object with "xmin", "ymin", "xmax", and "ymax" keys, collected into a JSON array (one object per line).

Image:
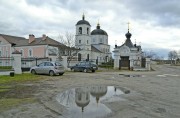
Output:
[
  {"xmin": 71, "ymin": 68, "xmax": 75, "ymax": 72},
  {"xmin": 31, "ymin": 69, "xmax": 36, "ymax": 75},
  {"xmin": 59, "ymin": 73, "xmax": 64, "ymax": 75},
  {"xmin": 92, "ymin": 70, "xmax": 95, "ymax": 73},
  {"xmin": 49, "ymin": 70, "xmax": 55, "ymax": 76},
  {"xmin": 83, "ymin": 69, "xmax": 87, "ymax": 73}
]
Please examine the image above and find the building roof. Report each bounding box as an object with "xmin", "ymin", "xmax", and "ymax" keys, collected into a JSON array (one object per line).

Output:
[
  {"xmin": 76, "ymin": 15, "xmax": 91, "ymax": 26},
  {"xmin": 124, "ymin": 39, "xmax": 134, "ymax": 48},
  {"xmin": 0, "ymin": 34, "xmax": 65, "ymax": 47},
  {"xmin": 91, "ymin": 24, "xmax": 108, "ymax": 36},
  {"xmin": 91, "ymin": 45, "xmax": 102, "ymax": 53}
]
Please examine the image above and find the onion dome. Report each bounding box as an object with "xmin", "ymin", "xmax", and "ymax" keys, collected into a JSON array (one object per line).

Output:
[
  {"xmin": 91, "ymin": 23, "xmax": 108, "ymax": 36},
  {"xmin": 76, "ymin": 14, "xmax": 91, "ymax": 26},
  {"xmin": 125, "ymin": 30, "xmax": 132, "ymax": 39}
]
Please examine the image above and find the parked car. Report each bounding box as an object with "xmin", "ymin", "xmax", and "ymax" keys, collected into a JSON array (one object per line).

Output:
[
  {"xmin": 71, "ymin": 61, "xmax": 98, "ymax": 73},
  {"xmin": 30, "ymin": 61, "xmax": 64, "ymax": 76}
]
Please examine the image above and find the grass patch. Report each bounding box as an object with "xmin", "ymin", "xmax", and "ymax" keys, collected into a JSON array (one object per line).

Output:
[
  {"xmin": 0, "ymin": 73, "xmax": 43, "ymax": 84},
  {"xmin": 0, "ymin": 98, "xmax": 36, "ymax": 112},
  {"xmin": 0, "ymin": 86, "xmax": 11, "ymax": 92}
]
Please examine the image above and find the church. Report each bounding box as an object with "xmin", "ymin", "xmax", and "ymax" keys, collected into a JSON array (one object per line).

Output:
[
  {"xmin": 113, "ymin": 24, "xmax": 143, "ymax": 70},
  {"xmin": 75, "ymin": 14, "xmax": 112, "ymax": 64}
]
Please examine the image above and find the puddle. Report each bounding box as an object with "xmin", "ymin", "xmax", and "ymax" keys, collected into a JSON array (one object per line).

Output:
[
  {"xmin": 119, "ymin": 74, "xmax": 143, "ymax": 77},
  {"xmin": 56, "ymin": 86, "xmax": 127, "ymax": 118}
]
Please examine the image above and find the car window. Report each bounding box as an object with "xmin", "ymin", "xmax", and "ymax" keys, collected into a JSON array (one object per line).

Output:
[
  {"xmin": 38, "ymin": 63, "xmax": 45, "ymax": 67},
  {"xmin": 55, "ymin": 62, "xmax": 62, "ymax": 66},
  {"xmin": 80, "ymin": 62, "xmax": 86, "ymax": 66},
  {"xmin": 45, "ymin": 62, "xmax": 53, "ymax": 66}
]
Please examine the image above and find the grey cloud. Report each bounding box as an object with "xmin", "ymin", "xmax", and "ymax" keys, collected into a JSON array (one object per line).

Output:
[{"xmin": 120, "ymin": 0, "xmax": 180, "ymax": 27}]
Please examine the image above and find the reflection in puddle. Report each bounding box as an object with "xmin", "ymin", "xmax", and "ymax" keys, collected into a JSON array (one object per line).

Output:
[{"xmin": 56, "ymin": 86, "xmax": 125, "ymax": 118}]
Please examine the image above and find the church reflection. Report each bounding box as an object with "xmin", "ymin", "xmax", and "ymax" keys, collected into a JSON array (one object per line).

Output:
[
  {"xmin": 57, "ymin": 85, "xmax": 124, "ymax": 118},
  {"xmin": 90, "ymin": 86, "xmax": 107, "ymax": 104},
  {"xmin": 75, "ymin": 87, "xmax": 90, "ymax": 112}
]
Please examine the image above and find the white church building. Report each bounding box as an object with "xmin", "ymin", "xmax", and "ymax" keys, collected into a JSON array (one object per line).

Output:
[
  {"xmin": 113, "ymin": 27, "xmax": 143, "ymax": 70},
  {"xmin": 75, "ymin": 14, "xmax": 111, "ymax": 64}
]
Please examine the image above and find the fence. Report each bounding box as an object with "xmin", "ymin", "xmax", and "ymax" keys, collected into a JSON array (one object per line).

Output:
[
  {"xmin": 21, "ymin": 57, "xmax": 51, "ymax": 71},
  {"xmin": 0, "ymin": 57, "xmax": 14, "ymax": 67}
]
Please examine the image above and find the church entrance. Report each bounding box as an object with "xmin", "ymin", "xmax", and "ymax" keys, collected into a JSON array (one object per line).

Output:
[
  {"xmin": 141, "ymin": 58, "xmax": 146, "ymax": 67},
  {"xmin": 119, "ymin": 56, "xmax": 130, "ymax": 70}
]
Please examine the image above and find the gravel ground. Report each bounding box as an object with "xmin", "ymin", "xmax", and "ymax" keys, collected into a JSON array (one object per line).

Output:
[{"xmin": 0, "ymin": 64, "xmax": 180, "ymax": 118}]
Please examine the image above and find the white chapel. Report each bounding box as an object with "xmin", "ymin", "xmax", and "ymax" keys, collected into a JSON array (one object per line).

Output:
[{"xmin": 113, "ymin": 24, "xmax": 143, "ymax": 70}]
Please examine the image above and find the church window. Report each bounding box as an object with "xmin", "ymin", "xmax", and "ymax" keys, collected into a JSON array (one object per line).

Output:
[
  {"xmin": 87, "ymin": 28, "xmax": 89, "ymax": 34},
  {"xmin": 87, "ymin": 40, "xmax": 88, "ymax": 44},
  {"xmin": 78, "ymin": 94, "xmax": 81, "ymax": 101},
  {"xmin": 86, "ymin": 93, "xmax": 89, "ymax": 100},
  {"xmin": 79, "ymin": 40, "xmax": 81, "ymax": 44},
  {"xmin": 79, "ymin": 27, "xmax": 82, "ymax": 34}
]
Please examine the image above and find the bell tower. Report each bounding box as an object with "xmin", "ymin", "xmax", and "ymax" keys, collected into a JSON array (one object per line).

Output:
[{"xmin": 75, "ymin": 14, "xmax": 91, "ymax": 50}]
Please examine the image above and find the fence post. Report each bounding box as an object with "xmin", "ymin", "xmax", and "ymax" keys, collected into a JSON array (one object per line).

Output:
[
  {"xmin": 62, "ymin": 56, "xmax": 67, "ymax": 70},
  {"xmin": 12, "ymin": 51, "xmax": 22, "ymax": 74},
  {"xmin": 145, "ymin": 58, "xmax": 151, "ymax": 71}
]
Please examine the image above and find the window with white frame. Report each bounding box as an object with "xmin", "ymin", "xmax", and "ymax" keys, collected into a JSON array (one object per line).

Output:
[
  {"xmin": 28, "ymin": 49, "xmax": 33, "ymax": 57},
  {"xmin": 20, "ymin": 49, "xmax": 24, "ymax": 57}
]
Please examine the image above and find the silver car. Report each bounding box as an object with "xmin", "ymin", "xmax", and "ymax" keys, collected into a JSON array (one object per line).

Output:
[{"xmin": 30, "ymin": 61, "xmax": 64, "ymax": 76}]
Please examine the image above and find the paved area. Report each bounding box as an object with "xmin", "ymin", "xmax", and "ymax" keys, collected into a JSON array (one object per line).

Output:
[{"xmin": 0, "ymin": 64, "xmax": 180, "ymax": 118}]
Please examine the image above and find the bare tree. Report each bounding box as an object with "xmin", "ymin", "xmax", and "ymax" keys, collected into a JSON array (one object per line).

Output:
[
  {"xmin": 58, "ymin": 31, "xmax": 75, "ymax": 47},
  {"xmin": 143, "ymin": 50, "xmax": 157, "ymax": 59},
  {"xmin": 168, "ymin": 50, "xmax": 178, "ymax": 64},
  {"xmin": 57, "ymin": 31, "xmax": 79, "ymax": 66}
]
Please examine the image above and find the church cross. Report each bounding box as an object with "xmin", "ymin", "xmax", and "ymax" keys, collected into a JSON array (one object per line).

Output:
[{"xmin": 127, "ymin": 22, "xmax": 130, "ymax": 31}]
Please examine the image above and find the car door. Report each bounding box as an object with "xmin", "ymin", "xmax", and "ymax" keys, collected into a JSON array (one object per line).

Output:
[
  {"xmin": 80, "ymin": 62, "xmax": 86, "ymax": 71},
  {"xmin": 36, "ymin": 62, "xmax": 45, "ymax": 74},
  {"xmin": 75, "ymin": 62, "xmax": 81, "ymax": 71},
  {"xmin": 44, "ymin": 62, "xmax": 53, "ymax": 74}
]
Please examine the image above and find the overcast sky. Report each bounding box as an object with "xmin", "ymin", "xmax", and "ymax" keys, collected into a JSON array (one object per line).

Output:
[{"xmin": 0, "ymin": 0, "xmax": 180, "ymax": 58}]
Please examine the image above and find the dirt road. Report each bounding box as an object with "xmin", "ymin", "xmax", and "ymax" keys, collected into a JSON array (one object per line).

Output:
[{"xmin": 1, "ymin": 64, "xmax": 180, "ymax": 118}]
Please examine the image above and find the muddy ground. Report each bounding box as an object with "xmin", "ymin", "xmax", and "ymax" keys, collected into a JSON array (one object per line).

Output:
[{"xmin": 0, "ymin": 64, "xmax": 180, "ymax": 118}]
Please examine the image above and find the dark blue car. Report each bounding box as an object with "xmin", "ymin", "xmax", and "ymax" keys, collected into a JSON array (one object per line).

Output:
[{"xmin": 71, "ymin": 61, "xmax": 98, "ymax": 73}]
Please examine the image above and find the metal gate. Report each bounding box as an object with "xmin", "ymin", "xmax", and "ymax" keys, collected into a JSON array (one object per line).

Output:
[
  {"xmin": 141, "ymin": 58, "xmax": 146, "ymax": 67},
  {"xmin": 119, "ymin": 56, "xmax": 130, "ymax": 70}
]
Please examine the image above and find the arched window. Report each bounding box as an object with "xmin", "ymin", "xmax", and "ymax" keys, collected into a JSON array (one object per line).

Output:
[
  {"xmin": 87, "ymin": 28, "xmax": 89, "ymax": 34},
  {"xmin": 87, "ymin": 54, "xmax": 89, "ymax": 61},
  {"xmin": 78, "ymin": 53, "xmax": 81, "ymax": 61},
  {"xmin": 79, "ymin": 27, "xmax": 82, "ymax": 34}
]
